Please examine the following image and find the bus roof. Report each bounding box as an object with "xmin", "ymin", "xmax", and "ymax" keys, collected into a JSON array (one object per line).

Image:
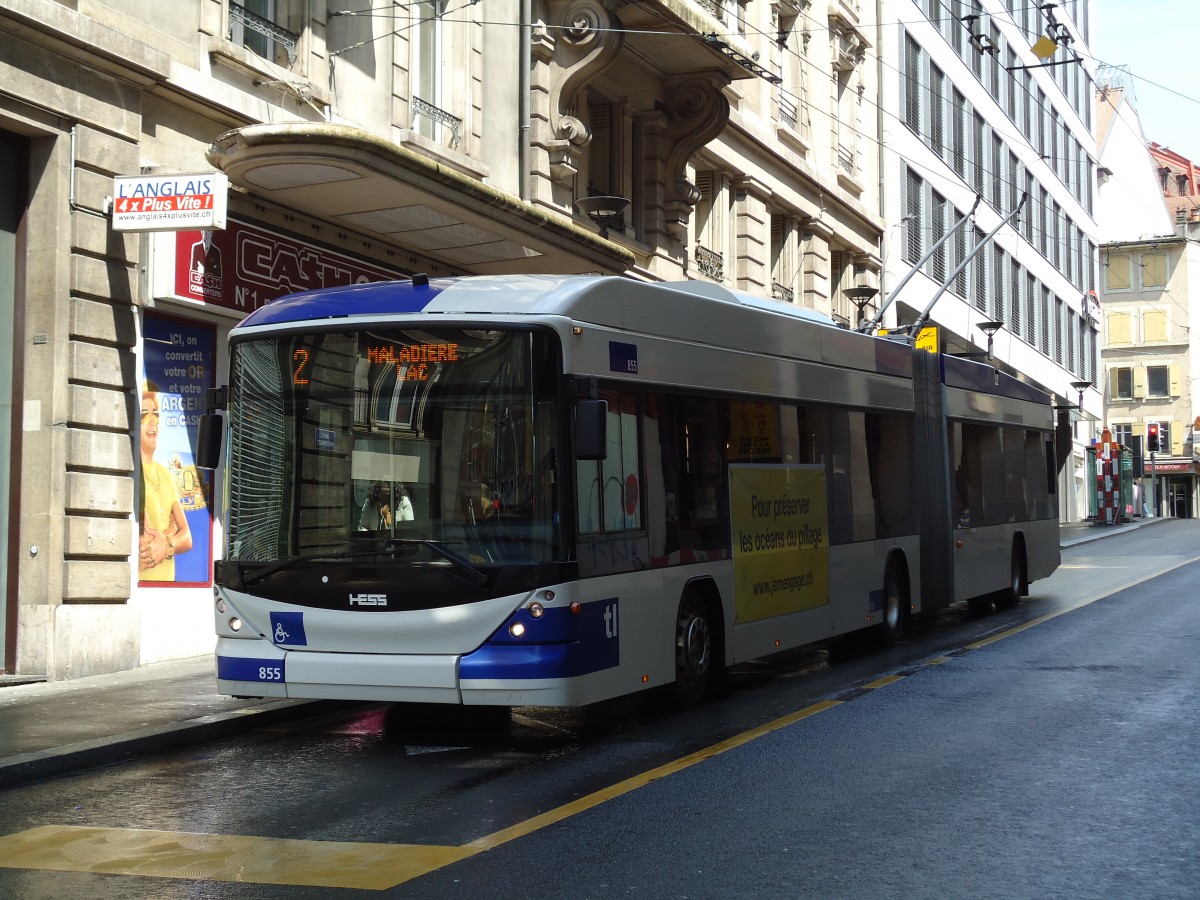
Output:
[
  {"xmin": 233, "ymin": 275, "xmax": 1048, "ymax": 406},
  {"xmin": 236, "ymin": 274, "xmax": 841, "ymax": 330}
]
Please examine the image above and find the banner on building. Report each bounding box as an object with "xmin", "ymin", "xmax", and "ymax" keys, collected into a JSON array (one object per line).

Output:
[
  {"xmin": 153, "ymin": 218, "xmax": 404, "ymax": 316},
  {"xmin": 139, "ymin": 313, "xmax": 215, "ymax": 587},
  {"xmin": 113, "ymin": 173, "xmax": 229, "ymax": 232}
]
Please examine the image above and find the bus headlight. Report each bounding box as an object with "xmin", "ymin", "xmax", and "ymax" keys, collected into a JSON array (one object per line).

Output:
[
  {"xmin": 527, "ymin": 602, "xmax": 544, "ymax": 618},
  {"xmin": 216, "ymin": 598, "xmax": 227, "ymax": 613},
  {"xmin": 229, "ymin": 617, "xmax": 243, "ymax": 632},
  {"xmin": 509, "ymin": 621, "xmax": 526, "ymax": 638}
]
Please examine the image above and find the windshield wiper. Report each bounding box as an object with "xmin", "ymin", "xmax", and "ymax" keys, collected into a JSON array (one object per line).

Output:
[
  {"xmin": 385, "ymin": 539, "xmax": 490, "ymax": 588},
  {"xmin": 240, "ymin": 541, "xmax": 491, "ymax": 589},
  {"xmin": 241, "ymin": 549, "xmax": 403, "ymax": 586}
]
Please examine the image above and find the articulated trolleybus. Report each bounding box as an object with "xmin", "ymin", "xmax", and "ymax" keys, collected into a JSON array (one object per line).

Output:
[{"xmin": 202, "ymin": 274, "xmax": 1059, "ymax": 708}]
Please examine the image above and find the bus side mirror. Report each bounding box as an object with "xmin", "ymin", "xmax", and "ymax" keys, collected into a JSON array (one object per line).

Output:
[
  {"xmin": 196, "ymin": 415, "xmax": 223, "ymax": 469},
  {"xmin": 575, "ymin": 399, "xmax": 607, "ymax": 460},
  {"xmin": 196, "ymin": 386, "xmax": 227, "ymax": 469}
]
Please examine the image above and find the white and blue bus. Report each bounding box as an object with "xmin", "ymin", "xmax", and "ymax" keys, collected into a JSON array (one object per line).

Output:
[{"xmin": 201, "ymin": 274, "xmax": 1059, "ymax": 707}]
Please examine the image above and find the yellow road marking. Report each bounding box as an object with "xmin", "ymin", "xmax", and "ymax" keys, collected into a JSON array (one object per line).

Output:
[
  {"xmin": 0, "ymin": 825, "xmax": 476, "ymax": 891},
  {"xmin": 863, "ymin": 675, "xmax": 904, "ymax": 689},
  {"xmin": 21, "ymin": 553, "xmax": 1184, "ymax": 892},
  {"xmin": 0, "ymin": 700, "xmax": 844, "ymax": 889},
  {"xmin": 466, "ymin": 699, "xmax": 841, "ymax": 852}
]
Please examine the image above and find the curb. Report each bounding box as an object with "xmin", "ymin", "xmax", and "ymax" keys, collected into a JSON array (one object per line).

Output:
[
  {"xmin": 1060, "ymin": 516, "xmax": 1172, "ymax": 548},
  {"xmin": 0, "ymin": 699, "xmax": 340, "ymax": 790}
]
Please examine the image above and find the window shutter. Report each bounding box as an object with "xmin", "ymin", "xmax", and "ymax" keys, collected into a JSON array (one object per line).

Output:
[
  {"xmin": 1133, "ymin": 366, "xmax": 1147, "ymax": 399},
  {"xmin": 1105, "ymin": 256, "xmax": 1131, "ymax": 291},
  {"xmin": 1170, "ymin": 364, "xmax": 1182, "ymax": 396},
  {"xmin": 1106, "ymin": 312, "xmax": 1130, "ymax": 345},
  {"xmin": 1143, "ymin": 309, "xmax": 1167, "ymax": 342}
]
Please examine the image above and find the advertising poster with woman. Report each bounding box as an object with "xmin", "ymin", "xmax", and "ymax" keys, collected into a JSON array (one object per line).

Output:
[{"xmin": 140, "ymin": 313, "xmax": 214, "ymax": 586}]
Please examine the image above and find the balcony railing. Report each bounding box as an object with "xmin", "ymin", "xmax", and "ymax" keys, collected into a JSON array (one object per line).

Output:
[
  {"xmin": 412, "ymin": 97, "xmax": 463, "ymax": 150},
  {"xmin": 771, "ymin": 282, "xmax": 795, "ymax": 304},
  {"xmin": 229, "ymin": 2, "xmax": 298, "ymax": 65},
  {"xmin": 836, "ymin": 145, "xmax": 859, "ymax": 177},
  {"xmin": 778, "ymin": 96, "xmax": 798, "ymax": 131},
  {"xmin": 695, "ymin": 244, "xmax": 725, "ymax": 281}
]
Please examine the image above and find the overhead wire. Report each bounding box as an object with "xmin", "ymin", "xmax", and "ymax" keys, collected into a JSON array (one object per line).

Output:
[{"xmin": 327, "ymin": 0, "xmax": 1183, "ymax": 314}]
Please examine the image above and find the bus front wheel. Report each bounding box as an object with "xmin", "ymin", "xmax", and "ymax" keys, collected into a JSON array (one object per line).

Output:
[
  {"xmin": 879, "ymin": 559, "xmax": 907, "ymax": 647},
  {"xmin": 672, "ymin": 595, "xmax": 714, "ymax": 706}
]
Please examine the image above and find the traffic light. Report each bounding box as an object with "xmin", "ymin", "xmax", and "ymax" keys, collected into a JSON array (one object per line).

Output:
[{"xmin": 1147, "ymin": 422, "xmax": 1161, "ymax": 453}]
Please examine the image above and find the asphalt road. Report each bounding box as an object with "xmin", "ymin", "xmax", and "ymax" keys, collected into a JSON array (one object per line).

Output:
[{"xmin": 1, "ymin": 520, "xmax": 1198, "ymax": 898}]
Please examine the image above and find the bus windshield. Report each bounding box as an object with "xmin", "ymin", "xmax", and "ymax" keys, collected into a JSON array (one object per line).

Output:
[{"xmin": 224, "ymin": 327, "xmax": 561, "ymax": 569}]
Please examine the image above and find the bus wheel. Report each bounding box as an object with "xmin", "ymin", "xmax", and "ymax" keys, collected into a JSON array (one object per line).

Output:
[
  {"xmin": 997, "ymin": 544, "xmax": 1026, "ymax": 611},
  {"xmin": 879, "ymin": 560, "xmax": 906, "ymax": 647},
  {"xmin": 672, "ymin": 595, "xmax": 713, "ymax": 706}
]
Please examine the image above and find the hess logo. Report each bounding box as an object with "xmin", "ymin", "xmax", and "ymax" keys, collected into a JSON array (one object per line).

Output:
[{"xmin": 349, "ymin": 593, "xmax": 388, "ymax": 607}]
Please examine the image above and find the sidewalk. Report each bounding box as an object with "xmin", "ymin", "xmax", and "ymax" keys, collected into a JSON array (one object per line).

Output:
[
  {"xmin": 0, "ymin": 515, "xmax": 1172, "ymax": 790},
  {"xmin": 0, "ymin": 655, "xmax": 341, "ymax": 789}
]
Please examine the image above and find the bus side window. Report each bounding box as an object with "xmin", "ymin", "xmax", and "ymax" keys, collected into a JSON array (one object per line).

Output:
[{"xmin": 578, "ymin": 390, "xmax": 643, "ymax": 535}]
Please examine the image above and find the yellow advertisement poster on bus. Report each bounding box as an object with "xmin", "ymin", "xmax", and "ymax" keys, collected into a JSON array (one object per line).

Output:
[{"xmin": 729, "ymin": 464, "xmax": 829, "ymax": 623}]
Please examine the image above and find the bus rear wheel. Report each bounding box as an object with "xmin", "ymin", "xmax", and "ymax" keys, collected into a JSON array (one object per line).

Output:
[
  {"xmin": 997, "ymin": 544, "xmax": 1026, "ymax": 611},
  {"xmin": 672, "ymin": 596, "xmax": 713, "ymax": 706}
]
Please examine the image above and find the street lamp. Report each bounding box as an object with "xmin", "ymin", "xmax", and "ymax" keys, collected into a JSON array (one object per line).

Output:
[
  {"xmin": 1070, "ymin": 380, "xmax": 1091, "ymax": 409},
  {"xmin": 844, "ymin": 286, "xmax": 879, "ymax": 329},
  {"xmin": 574, "ymin": 195, "xmax": 630, "ymax": 239},
  {"xmin": 976, "ymin": 319, "xmax": 1004, "ymax": 360}
]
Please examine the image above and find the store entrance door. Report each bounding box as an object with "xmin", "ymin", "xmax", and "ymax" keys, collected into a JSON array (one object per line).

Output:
[
  {"xmin": 1168, "ymin": 479, "xmax": 1192, "ymax": 520},
  {"xmin": 0, "ymin": 132, "xmax": 25, "ymax": 673}
]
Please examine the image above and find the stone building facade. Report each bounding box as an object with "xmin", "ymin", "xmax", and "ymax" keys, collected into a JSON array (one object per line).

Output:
[{"xmin": 0, "ymin": 0, "xmax": 882, "ymax": 679}]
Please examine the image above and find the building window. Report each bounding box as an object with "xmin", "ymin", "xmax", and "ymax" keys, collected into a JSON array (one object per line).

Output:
[
  {"xmin": 1146, "ymin": 365, "xmax": 1170, "ymax": 398},
  {"xmin": 776, "ymin": 10, "xmax": 811, "ymax": 140},
  {"xmin": 904, "ymin": 167, "xmax": 923, "ymax": 264},
  {"xmin": 694, "ymin": 170, "xmax": 728, "ymax": 283},
  {"xmin": 930, "ymin": 192, "xmax": 948, "ymax": 283},
  {"xmin": 951, "ymin": 88, "xmax": 966, "ymax": 178},
  {"xmin": 1141, "ymin": 251, "xmax": 1168, "ymax": 288},
  {"xmin": 1104, "ymin": 255, "xmax": 1132, "ymax": 291},
  {"xmin": 228, "ymin": 0, "xmax": 297, "ymax": 67},
  {"xmin": 770, "ymin": 215, "xmax": 796, "ymax": 303},
  {"xmin": 930, "ymin": 64, "xmax": 945, "ymax": 158},
  {"xmin": 904, "ymin": 33, "xmax": 922, "ymax": 134},
  {"xmin": 1110, "ymin": 367, "xmax": 1133, "ymax": 400},
  {"xmin": 412, "ymin": 0, "xmax": 449, "ymax": 144},
  {"xmin": 1143, "ymin": 309, "xmax": 1168, "ymax": 343}
]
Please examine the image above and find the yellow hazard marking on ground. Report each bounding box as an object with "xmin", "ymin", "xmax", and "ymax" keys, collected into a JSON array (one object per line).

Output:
[
  {"xmin": 0, "ymin": 824, "xmax": 477, "ymax": 891},
  {"xmin": 966, "ymin": 611, "xmax": 1065, "ymax": 650},
  {"xmin": 0, "ymin": 700, "xmax": 846, "ymax": 890},
  {"xmin": 863, "ymin": 674, "xmax": 904, "ymax": 689},
  {"xmin": 466, "ymin": 699, "xmax": 842, "ymax": 852}
]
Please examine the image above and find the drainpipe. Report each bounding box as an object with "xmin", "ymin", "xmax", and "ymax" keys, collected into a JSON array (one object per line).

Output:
[{"xmin": 519, "ymin": 0, "xmax": 531, "ymax": 201}]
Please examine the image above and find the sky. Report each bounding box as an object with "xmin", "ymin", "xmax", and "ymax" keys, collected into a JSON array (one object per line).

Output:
[{"xmin": 1090, "ymin": 0, "xmax": 1200, "ymax": 158}]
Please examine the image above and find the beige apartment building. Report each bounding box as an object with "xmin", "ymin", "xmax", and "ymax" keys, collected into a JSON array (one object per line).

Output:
[
  {"xmin": 0, "ymin": 0, "xmax": 883, "ymax": 679},
  {"xmin": 1100, "ymin": 213, "xmax": 1200, "ymax": 519}
]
